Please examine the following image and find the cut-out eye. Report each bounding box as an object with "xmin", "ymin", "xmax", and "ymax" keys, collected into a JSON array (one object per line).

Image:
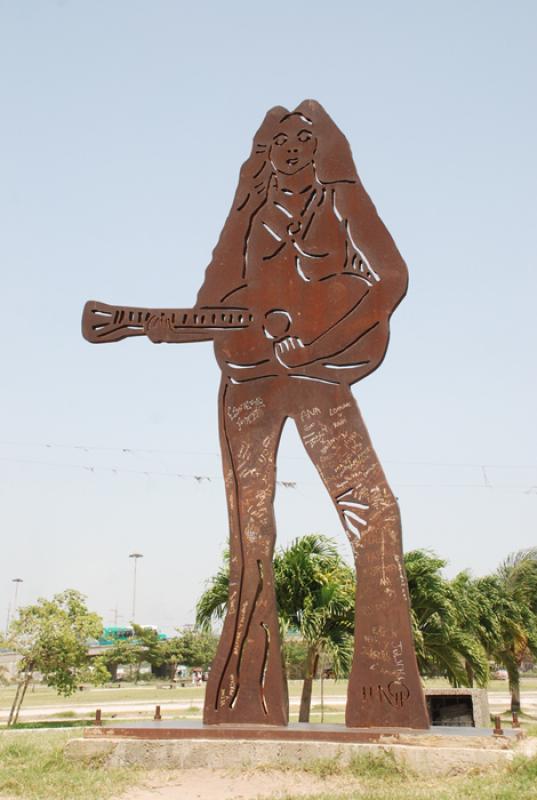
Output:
[
  {"xmin": 298, "ymin": 130, "xmax": 312, "ymax": 143},
  {"xmin": 273, "ymin": 133, "xmax": 287, "ymax": 146}
]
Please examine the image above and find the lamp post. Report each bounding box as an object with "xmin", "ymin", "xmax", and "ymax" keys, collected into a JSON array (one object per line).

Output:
[
  {"xmin": 6, "ymin": 578, "xmax": 23, "ymax": 632},
  {"xmin": 129, "ymin": 553, "xmax": 143, "ymax": 622},
  {"xmin": 12, "ymin": 578, "xmax": 23, "ymax": 612},
  {"xmin": 109, "ymin": 606, "xmax": 121, "ymax": 626}
]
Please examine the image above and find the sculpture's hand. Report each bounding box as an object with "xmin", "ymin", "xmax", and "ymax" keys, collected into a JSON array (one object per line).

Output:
[
  {"xmin": 274, "ymin": 337, "xmax": 311, "ymax": 368},
  {"xmin": 145, "ymin": 314, "xmax": 173, "ymax": 343}
]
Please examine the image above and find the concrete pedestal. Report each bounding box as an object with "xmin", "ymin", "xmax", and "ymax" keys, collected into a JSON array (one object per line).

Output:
[{"xmin": 66, "ymin": 721, "xmax": 527, "ymax": 777}]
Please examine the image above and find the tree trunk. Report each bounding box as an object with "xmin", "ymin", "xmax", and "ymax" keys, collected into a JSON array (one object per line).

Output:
[
  {"xmin": 12, "ymin": 674, "xmax": 31, "ymax": 726},
  {"xmin": 8, "ymin": 672, "xmax": 32, "ymax": 727},
  {"xmin": 465, "ymin": 660, "xmax": 474, "ymax": 687},
  {"xmin": 298, "ymin": 647, "xmax": 319, "ymax": 723},
  {"xmin": 508, "ymin": 665, "xmax": 521, "ymax": 713},
  {"xmin": 7, "ymin": 681, "xmax": 23, "ymax": 727}
]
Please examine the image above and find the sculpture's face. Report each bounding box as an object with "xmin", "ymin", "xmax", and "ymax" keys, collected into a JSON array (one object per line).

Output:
[{"xmin": 270, "ymin": 116, "xmax": 317, "ymax": 176}]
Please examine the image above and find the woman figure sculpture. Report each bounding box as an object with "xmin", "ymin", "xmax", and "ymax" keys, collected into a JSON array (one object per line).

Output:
[{"xmin": 84, "ymin": 100, "xmax": 428, "ymax": 729}]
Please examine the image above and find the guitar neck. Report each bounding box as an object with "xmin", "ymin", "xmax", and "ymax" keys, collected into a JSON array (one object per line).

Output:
[{"xmin": 82, "ymin": 301, "xmax": 255, "ymax": 343}]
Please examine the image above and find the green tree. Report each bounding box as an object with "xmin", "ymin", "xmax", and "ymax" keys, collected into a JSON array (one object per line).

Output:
[
  {"xmin": 97, "ymin": 628, "xmax": 219, "ymax": 683},
  {"xmin": 132, "ymin": 625, "xmax": 167, "ymax": 679},
  {"xmin": 199, "ymin": 541, "xmax": 537, "ymax": 720},
  {"xmin": 6, "ymin": 590, "xmax": 106, "ymax": 726},
  {"xmin": 282, "ymin": 638, "xmax": 309, "ymax": 679},
  {"xmin": 404, "ymin": 551, "xmax": 489, "ymax": 687},
  {"xmin": 174, "ymin": 628, "xmax": 218, "ymax": 671},
  {"xmin": 450, "ymin": 571, "xmax": 498, "ymax": 686},
  {"xmin": 157, "ymin": 636, "xmax": 185, "ymax": 681},
  {"xmin": 96, "ymin": 638, "xmax": 147, "ymax": 682},
  {"xmin": 97, "ymin": 626, "xmax": 170, "ymax": 682},
  {"xmin": 195, "ymin": 554, "xmax": 230, "ymax": 631},
  {"xmin": 196, "ymin": 534, "xmax": 354, "ymax": 723},
  {"xmin": 491, "ymin": 548, "xmax": 537, "ymax": 711},
  {"xmin": 147, "ymin": 631, "xmax": 218, "ymax": 682},
  {"xmin": 414, "ymin": 551, "xmax": 537, "ymax": 711},
  {"xmin": 274, "ymin": 534, "xmax": 354, "ymax": 722}
]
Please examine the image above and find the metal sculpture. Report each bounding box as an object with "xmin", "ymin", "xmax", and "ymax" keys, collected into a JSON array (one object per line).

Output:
[{"xmin": 83, "ymin": 100, "xmax": 428, "ymax": 730}]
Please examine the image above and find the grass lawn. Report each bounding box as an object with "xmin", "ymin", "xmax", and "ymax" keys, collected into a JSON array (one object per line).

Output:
[
  {"xmin": 273, "ymin": 751, "xmax": 537, "ymax": 800},
  {"xmin": 0, "ymin": 683, "xmax": 206, "ymax": 710},
  {"xmin": 422, "ymin": 677, "xmax": 537, "ymax": 692},
  {"xmin": 1, "ymin": 732, "xmax": 537, "ymax": 800},
  {"xmin": 1, "ymin": 676, "xmax": 534, "ymax": 712},
  {"xmin": 0, "ymin": 731, "xmax": 136, "ymax": 800}
]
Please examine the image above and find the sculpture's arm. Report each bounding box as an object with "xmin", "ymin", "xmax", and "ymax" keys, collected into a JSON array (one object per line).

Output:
[{"xmin": 144, "ymin": 315, "xmax": 213, "ymax": 344}]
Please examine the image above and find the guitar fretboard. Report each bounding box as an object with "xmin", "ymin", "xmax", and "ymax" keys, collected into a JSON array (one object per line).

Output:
[
  {"xmin": 82, "ymin": 300, "xmax": 255, "ymax": 344},
  {"xmin": 110, "ymin": 306, "xmax": 254, "ymax": 330}
]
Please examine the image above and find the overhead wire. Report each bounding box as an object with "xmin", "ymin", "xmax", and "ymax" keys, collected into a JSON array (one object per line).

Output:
[
  {"xmin": 0, "ymin": 441, "xmax": 536, "ymax": 493},
  {"xmin": 0, "ymin": 440, "xmax": 536, "ymax": 470}
]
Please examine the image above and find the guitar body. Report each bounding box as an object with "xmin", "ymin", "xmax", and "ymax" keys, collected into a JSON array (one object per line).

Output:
[{"xmin": 212, "ymin": 273, "xmax": 388, "ymax": 385}]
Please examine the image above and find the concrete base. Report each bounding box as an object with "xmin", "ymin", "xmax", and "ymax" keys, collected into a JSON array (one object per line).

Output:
[{"xmin": 67, "ymin": 730, "xmax": 523, "ymax": 777}]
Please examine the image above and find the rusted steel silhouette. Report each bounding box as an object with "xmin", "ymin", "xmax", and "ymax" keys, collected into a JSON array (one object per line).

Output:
[{"xmin": 83, "ymin": 100, "xmax": 428, "ymax": 730}]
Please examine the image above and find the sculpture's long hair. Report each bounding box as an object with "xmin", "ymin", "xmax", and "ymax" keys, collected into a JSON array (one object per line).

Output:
[{"xmin": 197, "ymin": 100, "xmax": 367, "ymax": 303}]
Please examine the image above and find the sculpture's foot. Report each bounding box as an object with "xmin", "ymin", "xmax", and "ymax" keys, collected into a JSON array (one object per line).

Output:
[
  {"xmin": 203, "ymin": 617, "xmax": 289, "ymax": 727},
  {"xmin": 346, "ymin": 668, "xmax": 429, "ymax": 729},
  {"xmin": 204, "ymin": 681, "xmax": 288, "ymax": 726}
]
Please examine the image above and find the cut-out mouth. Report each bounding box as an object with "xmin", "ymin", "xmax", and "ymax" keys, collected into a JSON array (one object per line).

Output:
[{"xmin": 286, "ymin": 158, "xmax": 299, "ymax": 166}]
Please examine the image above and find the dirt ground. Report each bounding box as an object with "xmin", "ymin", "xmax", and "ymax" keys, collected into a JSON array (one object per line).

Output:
[{"xmin": 114, "ymin": 768, "xmax": 353, "ymax": 800}]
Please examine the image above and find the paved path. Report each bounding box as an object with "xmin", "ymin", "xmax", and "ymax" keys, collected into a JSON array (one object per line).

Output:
[{"xmin": 2, "ymin": 692, "xmax": 536, "ymax": 722}]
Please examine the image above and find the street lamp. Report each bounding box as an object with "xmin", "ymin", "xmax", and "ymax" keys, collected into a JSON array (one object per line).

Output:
[
  {"xmin": 129, "ymin": 553, "xmax": 143, "ymax": 621},
  {"xmin": 12, "ymin": 578, "xmax": 23, "ymax": 612},
  {"xmin": 6, "ymin": 578, "xmax": 23, "ymax": 633},
  {"xmin": 109, "ymin": 606, "xmax": 121, "ymax": 627}
]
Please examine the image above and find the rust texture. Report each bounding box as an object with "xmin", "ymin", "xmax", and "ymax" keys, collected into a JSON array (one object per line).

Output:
[{"xmin": 82, "ymin": 100, "xmax": 428, "ymax": 730}]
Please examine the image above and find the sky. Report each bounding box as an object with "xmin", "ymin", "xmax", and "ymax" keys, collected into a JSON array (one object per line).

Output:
[{"xmin": 1, "ymin": 0, "xmax": 536, "ymax": 634}]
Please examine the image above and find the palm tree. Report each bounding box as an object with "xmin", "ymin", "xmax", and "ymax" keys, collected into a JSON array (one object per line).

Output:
[
  {"xmin": 196, "ymin": 534, "xmax": 354, "ymax": 722},
  {"xmin": 195, "ymin": 550, "xmax": 230, "ymax": 631},
  {"xmin": 450, "ymin": 571, "xmax": 499, "ymax": 686},
  {"xmin": 274, "ymin": 534, "xmax": 354, "ymax": 722},
  {"xmin": 404, "ymin": 550, "xmax": 489, "ymax": 687},
  {"xmin": 492, "ymin": 548, "xmax": 537, "ymax": 711}
]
